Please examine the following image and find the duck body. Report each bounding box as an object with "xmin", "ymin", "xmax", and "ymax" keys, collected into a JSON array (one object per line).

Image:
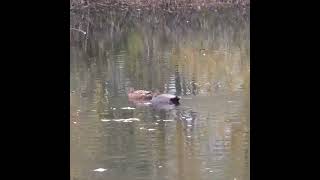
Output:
[
  {"xmin": 128, "ymin": 88, "xmax": 180, "ymax": 107},
  {"xmin": 128, "ymin": 89, "xmax": 153, "ymax": 101},
  {"xmin": 151, "ymin": 94, "xmax": 180, "ymax": 105}
]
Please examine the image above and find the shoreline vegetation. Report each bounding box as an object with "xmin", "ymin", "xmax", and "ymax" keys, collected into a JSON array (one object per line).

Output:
[
  {"xmin": 70, "ymin": 0, "xmax": 250, "ymax": 39},
  {"xmin": 70, "ymin": 0, "xmax": 250, "ymax": 11},
  {"xmin": 70, "ymin": 3, "xmax": 250, "ymax": 94}
]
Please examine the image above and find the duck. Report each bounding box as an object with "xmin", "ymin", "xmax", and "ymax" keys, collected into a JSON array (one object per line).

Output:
[
  {"xmin": 151, "ymin": 92, "xmax": 180, "ymax": 105},
  {"xmin": 128, "ymin": 88, "xmax": 180, "ymax": 105},
  {"xmin": 128, "ymin": 88, "xmax": 153, "ymax": 101}
]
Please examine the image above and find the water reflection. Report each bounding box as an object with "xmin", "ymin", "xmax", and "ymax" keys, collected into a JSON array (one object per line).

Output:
[{"xmin": 71, "ymin": 7, "xmax": 249, "ymax": 180}]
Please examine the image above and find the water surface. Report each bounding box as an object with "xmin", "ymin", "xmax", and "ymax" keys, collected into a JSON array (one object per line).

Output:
[{"xmin": 71, "ymin": 8, "xmax": 249, "ymax": 180}]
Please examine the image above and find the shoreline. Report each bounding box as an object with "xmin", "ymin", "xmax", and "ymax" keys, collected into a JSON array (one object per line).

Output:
[{"xmin": 71, "ymin": 1, "xmax": 250, "ymax": 12}]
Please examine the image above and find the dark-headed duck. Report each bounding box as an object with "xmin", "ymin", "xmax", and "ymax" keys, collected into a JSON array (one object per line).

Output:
[{"xmin": 151, "ymin": 93, "xmax": 180, "ymax": 105}]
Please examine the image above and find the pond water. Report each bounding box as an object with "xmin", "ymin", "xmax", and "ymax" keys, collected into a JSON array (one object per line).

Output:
[{"xmin": 70, "ymin": 7, "xmax": 249, "ymax": 180}]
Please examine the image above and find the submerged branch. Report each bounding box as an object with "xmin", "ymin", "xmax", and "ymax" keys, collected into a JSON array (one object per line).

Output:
[{"xmin": 70, "ymin": 28, "xmax": 87, "ymax": 35}]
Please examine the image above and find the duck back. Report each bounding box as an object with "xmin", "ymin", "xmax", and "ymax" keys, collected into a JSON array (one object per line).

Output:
[
  {"xmin": 128, "ymin": 90, "xmax": 153, "ymax": 101},
  {"xmin": 151, "ymin": 94, "xmax": 180, "ymax": 105}
]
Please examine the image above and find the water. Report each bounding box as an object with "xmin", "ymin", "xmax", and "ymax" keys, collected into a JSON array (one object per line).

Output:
[{"xmin": 71, "ymin": 7, "xmax": 249, "ymax": 180}]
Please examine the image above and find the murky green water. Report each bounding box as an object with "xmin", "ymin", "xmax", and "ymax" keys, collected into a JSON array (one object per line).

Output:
[{"xmin": 71, "ymin": 8, "xmax": 249, "ymax": 180}]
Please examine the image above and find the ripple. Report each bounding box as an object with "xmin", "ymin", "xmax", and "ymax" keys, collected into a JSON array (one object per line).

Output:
[
  {"xmin": 101, "ymin": 118, "xmax": 140, "ymax": 122},
  {"xmin": 93, "ymin": 168, "xmax": 107, "ymax": 172},
  {"xmin": 121, "ymin": 107, "xmax": 136, "ymax": 110}
]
